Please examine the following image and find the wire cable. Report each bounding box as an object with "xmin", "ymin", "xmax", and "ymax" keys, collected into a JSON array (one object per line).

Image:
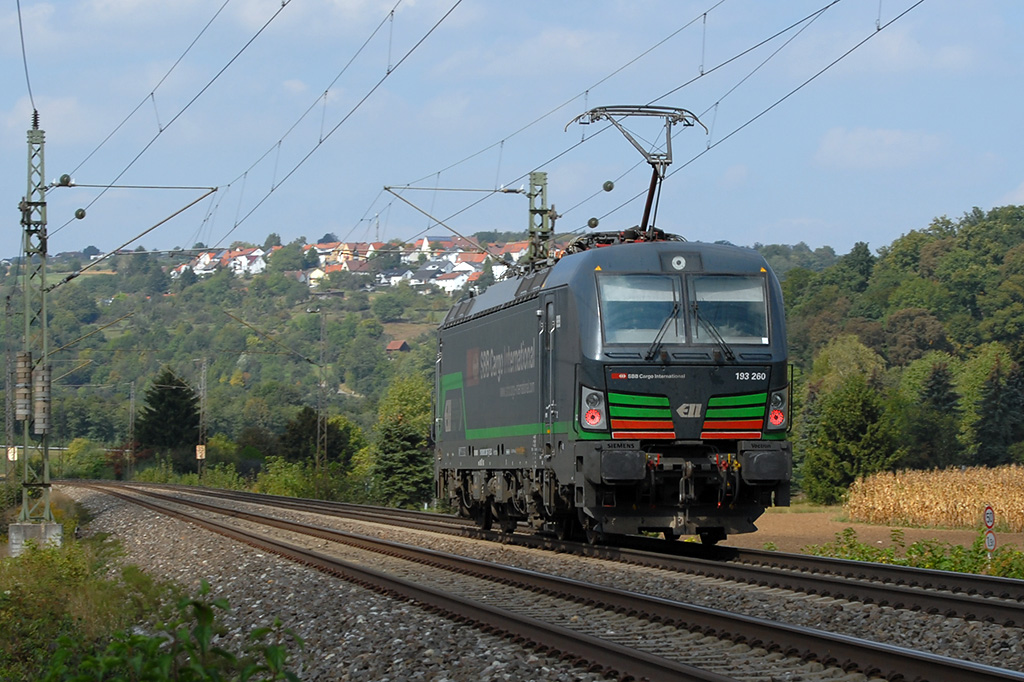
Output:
[
  {"xmin": 579, "ymin": 0, "xmax": 926, "ymax": 234},
  {"xmin": 15, "ymin": 0, "xmax": 36, "ymax": 112},
  {"xmin": 70, "ymin": 0, "xmax": 234, "ymax": 177},
  {"xmin": 375, "ymin": 1, "xmax": 841, "ymax": 247},
  {"xmin": 211, "ymin": 0, "xmax": 464, "ymax": 248},
  {"xmin": 54, "ymin": 1, "xmax": 293, "ymax": 236}
]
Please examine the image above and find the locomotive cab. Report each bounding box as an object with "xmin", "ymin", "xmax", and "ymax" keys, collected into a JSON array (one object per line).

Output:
[{"xmin": 435, "ymin": 238, "xmax": 792, "ymax": 545}]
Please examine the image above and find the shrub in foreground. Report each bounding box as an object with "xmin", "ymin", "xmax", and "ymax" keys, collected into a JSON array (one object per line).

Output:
[
  {"xmin": 805, "ymin": 527, "xmax": 1024, "ymax": 578},
  {"xmin": 43, "ymin": 581, "xmax": 302, "ymax": 682}
]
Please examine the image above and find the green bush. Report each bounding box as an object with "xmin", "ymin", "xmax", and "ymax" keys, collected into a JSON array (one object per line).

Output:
[
  {"xmin": 804, "ymin": 527, "xmax": 1024, "ymax": 578},
  {"xmin": 251, "ymin": 457, "xmax": 315, "ymax": 499},
  {"xmin": 42, "ymin": 580, "xmax": 302, "ymax": 682},
  {"xmin": 0, "ymin": 538, "xmax": 166, "ymax": 681},
  {"xmin": 1, "ymin": 539, "xmax": 301, "ymax": 682}
]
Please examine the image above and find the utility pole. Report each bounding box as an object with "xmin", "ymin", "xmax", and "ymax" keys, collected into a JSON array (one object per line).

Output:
[
  {"xmin": 127, "ymin": 381, "xmax": 136, "ymax": 480},
  {"xmin": 315, "ymin": 312, "xmax": 327, "ymax": 498},
  {"xmin": 10, "ymin": 112, "xmax": 62, "ymax": 555},
  {"xmin": 196, "ymin": 358, "xmax": 207, "ymax": 478},
  {"xmin": 4, "ymin": 296, "xmax": 14, "ymax": 480}
]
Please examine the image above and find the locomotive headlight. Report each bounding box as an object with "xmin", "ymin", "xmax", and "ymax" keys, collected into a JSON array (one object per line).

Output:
[
  {"xmin": 767, "ymin": 388, "xmax": 787, "ymax": 430},
  {"xmin": 580, "ymin": 386, "xmax": 607, "ymax": 431}
]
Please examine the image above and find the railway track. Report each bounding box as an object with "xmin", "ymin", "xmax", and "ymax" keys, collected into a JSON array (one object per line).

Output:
[
  {"xmin": 123, "ymin": 482, "xmax": 1024, "ymax": 627},
  {"xmin": 70, "ymin": 482, "xmax": 1024, "ymax": 681}
]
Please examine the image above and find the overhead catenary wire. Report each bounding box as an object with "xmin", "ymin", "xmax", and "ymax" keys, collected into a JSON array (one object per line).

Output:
[
  {"xmin": 577, "ymin": 0, "xmax": 926, "ymax": 235},
  {"xmin": 370, "ymin": 0, "xmax": 730, "ymax": 242},
  {"xmin": 372, "ymin": 0, "xmax": 844, "ymax": 251},
  {"xmin": 48, "ymin": 188, "xmax": 217, "ymax": 292},
  {"xmin": 211, "ymin": 0, "xmax": 464, "ymax": 249},
  {"xmin": 555, "ymin": 0, "xmax": 840, "ymax": 227},
  {"xmin": 386, "ymin": 0, "xmax": 916, "ymax": 255},
  {"xmin": 400, "ymin": 0, "xmax": 909, "ymax": 251},
  {"xmin": 54, "ymin": 1, "xmax": 294, "ymax": 237},
  {"xmin": 70, "ymin": 0, "xmax": 233, "ymax": 177},
  {"xmin": 16, "ymin": 0, "xmax": 36, "ymax": 112}
]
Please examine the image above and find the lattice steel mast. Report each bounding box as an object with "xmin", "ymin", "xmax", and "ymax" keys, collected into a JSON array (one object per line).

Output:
[{"xmin": 15, "ymin": 111, "xmax": 57, "ymax": 531}]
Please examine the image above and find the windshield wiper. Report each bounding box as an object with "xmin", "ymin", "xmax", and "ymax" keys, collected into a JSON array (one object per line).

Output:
[
  {"xmin": 691, "ymin": 302, "xmax": 736, "ymax": 362},
  {"xmin": 645, "ymin": 301, "xmax": 680, "ymax": 361}
]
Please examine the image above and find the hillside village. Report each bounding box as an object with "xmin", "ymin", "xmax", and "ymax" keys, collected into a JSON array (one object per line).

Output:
[{"xmin": 150, "ymin": 235, "xmax": 531, "ymax": 295}]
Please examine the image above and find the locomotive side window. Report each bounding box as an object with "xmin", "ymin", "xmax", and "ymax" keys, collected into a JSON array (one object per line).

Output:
[
  {"xmin": 688, "ymin": 275, "xmax": 769, "ymax": 344},
  {"xmin": 598, "ymin": 274, "xmax": 685, "ymax": 344}
]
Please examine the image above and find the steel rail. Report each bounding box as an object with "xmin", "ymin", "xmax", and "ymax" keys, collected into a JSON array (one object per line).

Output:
[
  {"xmin": 87, "ymin": 484, "xmax": 736, "ymax": 682},
  {"xmin": 70, "ymin": 484, "xmax": 1024, "ymax": 624},
  {"xmin": 87, "ymin": 483, "xmax": 1024, "ymax": 682}
]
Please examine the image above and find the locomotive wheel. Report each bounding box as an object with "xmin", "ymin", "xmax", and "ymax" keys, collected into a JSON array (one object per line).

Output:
[
  {"xmin": 699, "ymin": 529, "xmax": 726, "ymax": 546},
  {"xmin": 553, "ymin": 517, "xmax": 577, "ymax": 541},
  {"xmin": 582, "ymin": 519, "xmax": 604, "ymax": 545},
  {"xmin": 474, "ymin": 506, "xmax": 493, "ymax": 531}
]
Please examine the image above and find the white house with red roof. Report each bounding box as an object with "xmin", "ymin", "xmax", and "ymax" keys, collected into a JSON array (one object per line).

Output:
[{"xmin": 433, "ymin": 270, "xmax": 470, "ymax": 295}]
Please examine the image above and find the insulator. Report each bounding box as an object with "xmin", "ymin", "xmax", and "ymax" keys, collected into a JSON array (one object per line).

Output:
[
  {"xmin": 15, "ymin": 352, "xmax": 32, "ymax": 421},
  {"xmin": 33, "ymin": 365, "xmax": 51, "ymax": 435}
]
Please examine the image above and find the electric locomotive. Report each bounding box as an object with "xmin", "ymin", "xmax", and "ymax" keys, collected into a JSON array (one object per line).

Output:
[{"xmin": 433, "ymin": 107, "xmax": 791, "ymax": 544}]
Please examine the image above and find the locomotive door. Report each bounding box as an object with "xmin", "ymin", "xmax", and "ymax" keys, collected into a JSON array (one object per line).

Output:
[{"xmin": 541, "ymin": 295, "xmax": 557, "ymax": 451}]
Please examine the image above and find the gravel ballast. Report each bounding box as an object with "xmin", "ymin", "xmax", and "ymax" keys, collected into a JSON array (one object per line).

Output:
[
  {"xmin": 60, "ymin": 487, "xmax": 606, "ymax": 681},
  {"xmin": 60, "ymin": 486, "xmax": 1024, "ymax": 679}
]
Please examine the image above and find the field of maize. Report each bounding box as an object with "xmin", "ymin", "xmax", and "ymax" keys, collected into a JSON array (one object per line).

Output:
[{"xmin": 845, "ymin": 465, "xmax": 1024, "ymax": 532}]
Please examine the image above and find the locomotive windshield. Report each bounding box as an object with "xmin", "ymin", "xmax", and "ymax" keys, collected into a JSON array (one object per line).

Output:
[
  {"xmin": 598, "ymin": 273, "xmax": 769, "ymax": 346},
  {"xmin": 688, "ymin": 275, "xmax": 769, "ymax": 345},
  {"xmin": 598, "ymin": 274, "xmax": 685, "ymax": 345}
]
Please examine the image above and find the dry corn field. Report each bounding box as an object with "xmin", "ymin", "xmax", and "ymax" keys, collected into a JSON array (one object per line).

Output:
[{"xmin": 845, "ymin": 465, "xmax": 1024, "ymax": 532}]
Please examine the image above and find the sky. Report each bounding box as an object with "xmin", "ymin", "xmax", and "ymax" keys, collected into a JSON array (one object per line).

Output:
[{"xmin": 2, "ymin": 0, "xmax": 1023, "ymax": 261}]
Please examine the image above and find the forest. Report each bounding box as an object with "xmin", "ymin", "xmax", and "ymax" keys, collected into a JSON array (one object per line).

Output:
[{"xmin": 3, "ymin": 204, "xmax": 1024, "ymax": 509}]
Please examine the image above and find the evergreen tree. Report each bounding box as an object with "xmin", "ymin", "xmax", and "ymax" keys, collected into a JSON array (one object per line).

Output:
[
  {"xmin": 801, "ymin": 373, "xmax": 901, "ymax": 504},
  {"xmin": 277, "ymin": 406, "xmax": 366, "ymax": 468},
  {"xmin": 374, "ymin": 417, "xmax": 433, "ymax": 508},
  {"xmin": 895, "ymin": 361, "xmax": 962, "ymax": 469},
  {"xmin": 371, "ymin": 375, "xmax": 433, "ymax": 508},
  {"xmin": 973, "ymin": 359, "xmax": 1024, "ymax": 466},
  {"xmin": 135, "ymin": 367, "xmax": 200, "ymax": 455}
]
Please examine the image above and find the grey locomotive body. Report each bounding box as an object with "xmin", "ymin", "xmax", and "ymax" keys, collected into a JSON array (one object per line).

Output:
[{"xmin": 435, "ymin": 237, "xmax": 791, "ymax": 544}]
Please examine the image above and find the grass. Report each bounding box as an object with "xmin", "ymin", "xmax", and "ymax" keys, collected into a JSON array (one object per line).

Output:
[
  {"xmin": 804, "ymin": 527, "xmax": 1024, "ymax": 578},
  {"xmin": 1, "ymin": 493, "xmax": 301, "ymax": 681}
]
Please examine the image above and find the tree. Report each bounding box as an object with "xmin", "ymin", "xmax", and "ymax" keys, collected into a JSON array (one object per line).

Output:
[
  {"xmin": 60, "ymin": 437, "xmax": 109, "ymax": 479},
  {"xmin": 371, "ymin": 292, "xmax": 405, "ymax": 322},
  {"xmin": 973, "ymin": 358, "xmax": 1024, "ymax": 466},
  {"xmin": 135, "ymin": 367, "xmax": 200, "ymax": 456},
  {"xmin": 808, "ymin": 334, "xmax": 885, "ymax": 394},
  {"xmin": 801, "ymin": 373, "xmax": 901, "ymax": 505},
  {"xmin": 277, "ymin": 406, "xmax": 366, "ymax": 469},
  {"xmin": 884, "ymin": 308, "xmax": 950, "ymax": 366},
  {"xmin": 893, "ymin": 361, "xmax": 962, "ymax": 469},
  {"xmin": 371, "ymin": 374, "xmax": 433, "ymax": 508},
  {"xmin": 267, "ymin": 239, "xmax": 306, "ymax": 272}
]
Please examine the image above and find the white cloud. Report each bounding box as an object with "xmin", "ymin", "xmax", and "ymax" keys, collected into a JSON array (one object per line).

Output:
[
  {"xmin": 999, "ymin": 179, "xmax": 1024, "ymax": 205},
  {"xmin": 718, "ymin": 164, "xmax": 748, "ymax": 188},
  {"xmin": 3, "ymin": 95, "xmax": 92, "ymax": 146},
  {"xmin": 814, "ymin": 126, "xmax": 943, "ymax": 171},
  {"xmin": 855, "ymin": 27, "xmax": 975, "ymax": 74}
]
